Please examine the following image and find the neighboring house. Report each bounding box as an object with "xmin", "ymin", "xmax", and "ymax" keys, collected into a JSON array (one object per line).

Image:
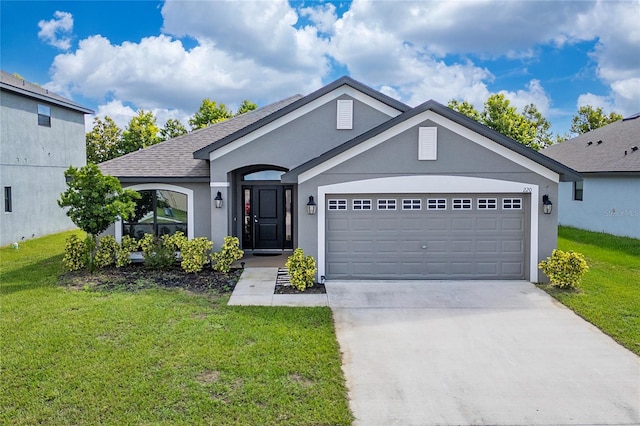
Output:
[
  {"xmin": 100, "ymin": 77, "xmax": 579, "ymax": 282},
  {"xmin": 0, "ymin": 71, "xmax": 93, "ymax": 247},
  {"xmin": 542, "ymin": 114, "xmax": 640, "ymax": 239}
]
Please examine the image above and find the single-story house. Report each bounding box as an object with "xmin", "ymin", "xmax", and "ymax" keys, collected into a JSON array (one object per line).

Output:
[
  {"xmin": 100, "ymin": 76, "xmax": 580, "ymax": 282},
  {"xmin": 542, "ymin": 114, "xmax": 640, "ymax": 239}
]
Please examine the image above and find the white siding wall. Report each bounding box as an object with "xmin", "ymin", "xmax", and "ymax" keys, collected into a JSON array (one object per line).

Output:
[{"xmin": 558, "ymin": 176, "xmax": 640, "ymax": 239}]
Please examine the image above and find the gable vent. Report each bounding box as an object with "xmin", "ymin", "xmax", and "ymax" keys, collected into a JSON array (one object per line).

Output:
[
  {"xmin": 418, "ymin": 127, "xmax": 437, "ymax": 160},
  {"xmin": 336, "ymin": 100, "xmax": 353, "ymax": 130}
]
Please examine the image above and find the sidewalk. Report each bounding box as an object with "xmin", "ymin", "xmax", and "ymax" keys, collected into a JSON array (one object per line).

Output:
[{"xmin": 227, "ymin": 267, "xmax": 328, "ymax": 307}]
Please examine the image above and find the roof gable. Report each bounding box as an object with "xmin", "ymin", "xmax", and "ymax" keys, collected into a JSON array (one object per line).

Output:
[
  {"xmin": 542, "ymin": 115, "xmax": 640, "ymax": 173},
  {"xmin": 283, "ymin": 100, "xmax": 580, "ymax": 183},
  {"xmin": 192, "ymin": 76, "xmax": 410, "ymax": 160}
]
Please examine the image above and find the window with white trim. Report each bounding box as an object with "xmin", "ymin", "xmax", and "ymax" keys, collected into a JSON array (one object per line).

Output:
[
  {"xmin": 427, "ymin": 198, "xmax": 447, "ymax": 210},
  {"xmin": 452, "ymin": 198, "xmax": 472, "ymax": 210},
  {"xmin": 502, "ymin": 198, "xmax": 522, "ymax": 209},
  {"xmin": 478, "ymin": 198, "xmax": 497, "ymax": 209},
  {"xmin": 377, "ymin": 199, "xmax": 396, "ymax": 210},
  {"xmin": 353, "ymin": 199, "xmax": 372, "ymax": 210},
  {"xmin": 328, "ymin": 199, "xmax": 347, "ymax": 211},
  {"xmin": 402, "ymin": 199, "xmax": 422, "ymax": 210}
]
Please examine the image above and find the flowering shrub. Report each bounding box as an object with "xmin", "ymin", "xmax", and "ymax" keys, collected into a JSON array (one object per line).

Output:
[
  {"xmin": 180, "ymin": 237, "xmax": 213, "ymax": 273},
  {"xmin": 211, "ymin": 236, "xmax": 244, "ymax": 273},
  {"xmin": 538, "ymin": 249, "xmax": 589, "ymax": 289},
  {"xmin": 285, "ymin": 248, "xmax": 317, "ymax": 291},
  {"xmin": 94, "ymin": 235, "xmax": 118, "ymax": 268}
]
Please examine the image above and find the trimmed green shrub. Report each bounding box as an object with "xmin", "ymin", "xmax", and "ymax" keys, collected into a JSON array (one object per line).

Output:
[
  {"xmin": 162, "ymin": 231, "xmax": 187, "ymax": 252},
  {"xmin": 140, "ymin": 233, "xmax": 175, "ymax": 269},
  {"xmin": 180, "ymin": 237, "xmax": 213, "ymax": 273},
  {"xmin": 94, "ymin": 235, "xmax": 118, "ymax": 268},
  {"xmin": 538, "ymin": 249, "xmax": 589, "ymax": 289},
  {"xmin": 285, "ymin": 248, "xmax": 317, "ymax": 291},
  {"xmin": 116, "ymin": 235, "xmax": 139, "ymax": 268},
  {"xmin": 63, "ymin": 234, "xmax": 90, "ymax": 271},
  {"xmin": 211, "ymin": 236, "xmax": 244, "ymax": 273}
]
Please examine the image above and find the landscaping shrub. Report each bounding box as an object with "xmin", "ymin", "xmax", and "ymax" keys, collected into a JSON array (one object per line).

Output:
[
  {"xmin": 116, "ymin": 235, "xmax": 139, "ymax": 268},
  {"xmin": 180, "ymin": 237, "xmax": 213, "ymax": 273},
  {"xmin": 140, "ymin": 234, "xmax": 176, "ymax": 269},
  {"xmin": 538, "ymin": 249, "xmax": 589, "ymax": 289},
  {"xmin": 162, "ymin": 231, "xmax": 187, "ymax": 253},
  {"xmin": 94, "ymin": 235, "xmax": 118, "ymax": 268},
  {"xmin": 63, "ymin": 234, "xmax": 90, "ymax": 271},
  {"xmin": 286, "ymin": 248, "xmax": 317, "ymax": 291},
  {"xmin": 211, "ymin": 236, "xmax": 244, "ymax": 273}
]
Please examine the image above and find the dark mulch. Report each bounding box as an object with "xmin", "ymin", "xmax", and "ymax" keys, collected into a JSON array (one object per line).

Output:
[
  {"xmin": 274, "ymin": 283, "xmax": 326, "ymax": 294},
  {"xmin": 59, "ymin": 264, "xmax": 242, "ymax": 295}
]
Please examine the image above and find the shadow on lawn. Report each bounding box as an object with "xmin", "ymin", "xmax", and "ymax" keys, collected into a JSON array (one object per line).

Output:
[{"xmin": 0, "ymin": 254, "xmax": 64, "ymax": 296}]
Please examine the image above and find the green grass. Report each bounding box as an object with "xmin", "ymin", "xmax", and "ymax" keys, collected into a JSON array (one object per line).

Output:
[
  {"xmin": 538, "ymin": 226, "xmax": 640, "ymax": 356},
  {"xmin": 0, "ymin": 231, "xmax": 353, "ymax": 425}
]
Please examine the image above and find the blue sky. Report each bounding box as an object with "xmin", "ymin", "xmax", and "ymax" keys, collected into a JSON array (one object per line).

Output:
[{"xmin": 2, "ymin": 0, "xmax": 639, "ymax": 136}]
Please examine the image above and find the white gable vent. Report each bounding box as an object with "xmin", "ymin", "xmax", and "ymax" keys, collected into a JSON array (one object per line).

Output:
[
  {"xmin": 337, "ymin": 99, "xmax": 353, "ymax": 130},
  {"xmin": 418, "ymin": 127, "xmax": 437, "ymax": 160}
]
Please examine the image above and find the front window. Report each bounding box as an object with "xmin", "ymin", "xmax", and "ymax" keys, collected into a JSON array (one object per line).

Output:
[
  {"xmin": 123, "ymin": 190, "xmax": 188, "ymax": 239},
  {"xmin": 38, "ymin": 104, "xmax": 51, "ymax": 127}
]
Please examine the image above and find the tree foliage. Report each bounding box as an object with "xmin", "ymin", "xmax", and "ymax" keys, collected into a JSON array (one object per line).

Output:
[
  {"xmin": 570, "ymin": 105, "xmax": 623, "ymax": 135},
  {"xmin": 448, "ymin": 94, "xmax": 554, "ymax": 150},
  {"xmin": 160, "ymin": 118, "xmax": 187, "ymax": 141},
  {"xmin": 86, "ymin": 116, "xmax": 123, "ymax": 164},
  {"xmin": 189, "ymin": 99, "xmax": 233, "ymax": 130},
  {"xmin": 121, "ymin": 110, "xmax": 161, "ymax": 153},
  {"xmin": 236, "ymin": 100, "xmax": 258, "ymax": 115}
]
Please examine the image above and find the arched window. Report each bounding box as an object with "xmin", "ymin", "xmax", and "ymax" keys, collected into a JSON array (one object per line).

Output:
[{"xmin": 123, "ymin": 189, "xmax": 188, "ymax": 239}]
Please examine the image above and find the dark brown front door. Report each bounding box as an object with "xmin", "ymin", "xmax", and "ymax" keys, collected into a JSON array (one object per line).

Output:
[{"xmin": 242, "ymin": 185, "xmax": 293, "ymax": 250}]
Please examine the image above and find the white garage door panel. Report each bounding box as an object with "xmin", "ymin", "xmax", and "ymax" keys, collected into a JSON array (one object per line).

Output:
[{"xmin": 326, "ymin": 193, "xmax": 527, "ymax": 280}]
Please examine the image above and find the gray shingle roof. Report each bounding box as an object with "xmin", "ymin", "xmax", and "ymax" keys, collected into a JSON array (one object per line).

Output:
[
  {"xmin": 0, "ymin": 70, "xmax": 93, "ymax": 114},
  {"xmin": 542, "ymin": 115, "xmax": 640, "ymax": 173},
  {"xmin": 99, "ymin": 95, "xmax": 302, "ymax": 180}
]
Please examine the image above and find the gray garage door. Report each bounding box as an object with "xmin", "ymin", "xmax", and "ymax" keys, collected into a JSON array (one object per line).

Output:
[{"xmin": 326, "ymin": 194, "xmax": 527, "ymax": 280}]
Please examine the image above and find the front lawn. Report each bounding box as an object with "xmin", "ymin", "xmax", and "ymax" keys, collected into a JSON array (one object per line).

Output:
[
  {"xmin": 0, "ymin": 231, "xmax": 353, "ymax": 425},
  {"xmin": 538, "ymin": 226, "xmax": 640, "ymax": 356}
]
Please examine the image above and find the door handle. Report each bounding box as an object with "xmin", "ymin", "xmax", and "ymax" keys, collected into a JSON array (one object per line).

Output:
[{"xmin": 254, "ymin": 215, "xmax": 258, "ymax": 223}]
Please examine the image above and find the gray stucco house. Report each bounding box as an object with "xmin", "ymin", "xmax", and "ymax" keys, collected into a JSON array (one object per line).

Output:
[
  {"xmin": 100, "ymin": 77, "xmax": 579, "ymax": 282},
  {"xmin": 0, "ymin": 70, "xmax": 93, "ymax": 246},
  {"xmin": 543, "ymin": 114, "xmax": 640, "ymax": 239}
]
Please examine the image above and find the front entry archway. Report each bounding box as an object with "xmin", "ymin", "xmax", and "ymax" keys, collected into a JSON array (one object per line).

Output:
[{"xmin": 238, "ymin": 167, "xmax": 294, "ymax": 251}]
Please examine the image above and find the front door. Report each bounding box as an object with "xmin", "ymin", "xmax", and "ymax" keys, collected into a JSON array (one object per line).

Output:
[{"xmin": 242, "ymin": 185, "xmax": 293, "ymax": 250}]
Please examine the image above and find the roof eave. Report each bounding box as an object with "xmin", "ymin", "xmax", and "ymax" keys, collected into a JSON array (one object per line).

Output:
[{"xmin": 1, "ymin": 83, "xmax": 94, "ymax": 114}]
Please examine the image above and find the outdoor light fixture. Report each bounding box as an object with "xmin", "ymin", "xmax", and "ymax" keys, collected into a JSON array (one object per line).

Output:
[
  {"xmin": 542, "ymin": 194, "xmax": 553, "ymax": 214},
  {"xmin": 214, "ymin": 191, "xmax": 223, "ymax": 208},
  {"xmin": 306, "ymin": 195, "xmax": 317, "ymax": 215}
]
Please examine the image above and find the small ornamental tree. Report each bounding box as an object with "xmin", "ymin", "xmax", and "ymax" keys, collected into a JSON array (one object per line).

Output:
[{"xmin": 58, "ymin": 164, "xmax": 140, "ymax": 272}]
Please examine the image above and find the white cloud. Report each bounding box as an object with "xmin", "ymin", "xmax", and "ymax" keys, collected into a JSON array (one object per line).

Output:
[{"xmin": 37, "ymin": 11, "xmax": 73, "ymax": 50}]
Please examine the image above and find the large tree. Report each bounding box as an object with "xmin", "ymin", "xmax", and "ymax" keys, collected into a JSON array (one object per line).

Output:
[
  {"xmin": 236, "ymin": 99, "xmax": 258, "ymax": 115},
  {"xmin": 160, "ymin": 118, "xmax": 187, "ymax": 141},
  {"xmin": 570, "ymin": 105, "xmax": 623, "ymax": 135},
  {"xmin": 448, "ymin": 94, "xmax": 553, "ymax": 150},
  {"xmin": 121, "ymin": 110, "xmax": 161, "ymax": 153},
  {"xmin": 189, "ymin": 99, "xmax": 233, "ymax": 130},
  {"xmin": 86, "ymin": 116, "xmax": 123, "ymax": 164}
]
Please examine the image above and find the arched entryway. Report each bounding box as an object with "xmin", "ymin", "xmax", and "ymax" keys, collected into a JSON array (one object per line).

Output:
[{"xmin": 235, "ymin": 166, "xmax": 294, "ymax": 251}]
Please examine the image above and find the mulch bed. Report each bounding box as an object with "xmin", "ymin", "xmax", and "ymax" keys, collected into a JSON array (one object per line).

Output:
[{"xmin": 59, "ymin": 264, "xmax": 242, "ymax": 295}]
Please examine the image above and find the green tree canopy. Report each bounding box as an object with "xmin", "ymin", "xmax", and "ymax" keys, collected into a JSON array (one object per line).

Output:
[
  {"xmin": 121, "ymin": 110, "xmax": 161, "ymax": 153},
  {"xmin": 189, "ymin": 99, "xmax": 233, "ymax": 130},
  {"xmin": 570, "ymin": 105, "xmax": 623, "ymax": 135},
  {"xmin": 236, "ymin": 100, "xmax": 258, "ymax": 115},
  {"xmin": 448, "ymin": 94, "xmax": 554, "ymax": 150},
  {"xmin": 160, "ymin": 118, "xmax": 188, "ymax": 141},
  {"xmin": 86, "ymin": 116, "xmax": 123, "ymax": 164}
]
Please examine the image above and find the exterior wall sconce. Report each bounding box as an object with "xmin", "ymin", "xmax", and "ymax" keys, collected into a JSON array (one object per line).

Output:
[
  {"xmin": 542, "ymin": 194, "xmax": 553, "ymax": 214},
  {"xmin": 306, "ymin": 195, "xmax": 317, "ymax": 215},
  {"xmin": 214, "ymin": 191, "xmax": 223, "ymax": 208}
]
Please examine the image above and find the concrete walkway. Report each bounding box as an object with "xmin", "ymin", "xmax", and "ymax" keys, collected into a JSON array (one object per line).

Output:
[
  {"xmin": 328, "ymin": 280, "xmax": 640, "ymax": 425},
  {"xmin": 227, "ymin": 267, "xmax": 328, "ymax": 307}
]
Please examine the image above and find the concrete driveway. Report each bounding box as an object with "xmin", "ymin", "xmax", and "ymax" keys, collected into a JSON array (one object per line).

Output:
[{"xmin": 326, "ymin": 281, "xmax": 640, "ymax": 425}]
